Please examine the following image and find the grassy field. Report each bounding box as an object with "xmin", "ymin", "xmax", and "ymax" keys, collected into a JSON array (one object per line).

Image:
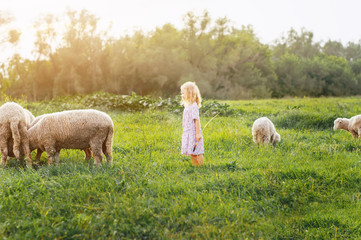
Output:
[{"xmin": 1, "ymin": 96, "xmax": 361, "ymax": 239}]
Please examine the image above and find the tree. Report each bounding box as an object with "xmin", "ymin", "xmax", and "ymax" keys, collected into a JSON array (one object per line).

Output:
[
  {"xmin": 0, "ymin": 11, "xmax": 20, "ymax": 45},
  {"xmin": 322, "ymin": 40, "xmax": 345, "ymax": 58},
  {"xmin": 272, "ymin": 28, "xmax": 320, "ymax": 59},
  {"xmin": 54, "ymin": 9, "xmax": 106, "ymax": 96},
  {"xmin": 344, "ymin": 41, "xmax": 361, "ymax": 61},
  {"xmin": 303, "ymin": 54, "xmax": 356, "ymax": 96},
  {"xmin": 273, "ymin": 53, "xmax": 306, "ymax": 97},
  {"xmin": 32, "ymin": 14, "xmax": 58, "ymax": 100},
  {"xmin": 216, "ymin": 27, "xmax": 276, "ymax": 99},
  {"xmin": 6, "ymin": 54, "xmax": 34, "ymax": 97},
  {"xmin": 180, "ymin": 11, "xmax": 276, "ymax": 99}
]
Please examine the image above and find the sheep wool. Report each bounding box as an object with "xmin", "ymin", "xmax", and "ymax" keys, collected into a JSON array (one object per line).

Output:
[
  {"xmin": 333, "ymin": 114, "xmax": 361, "ymax": 139},
  {"xmin": 28, "ymin": 109, "xmax": 114, "ymax": 166},
  {"xmin": 7, "ymin": 109, "xmax": 35, "ymax": 158},
  {"xmin": 252, "ymin": 117, "xmax": 281, "ymax": 144},
  {"xmin": 31, "ymin": 113, "xmax": 93, "ymax": 161},
  {"xmin": 0, "ymin": 102, "xmax": 34, "ymax": 167}
]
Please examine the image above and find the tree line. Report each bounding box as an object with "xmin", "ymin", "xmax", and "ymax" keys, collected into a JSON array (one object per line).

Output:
[{"xmin": 1, "ymin": 10, "xmax": 361, "ymax": 100}]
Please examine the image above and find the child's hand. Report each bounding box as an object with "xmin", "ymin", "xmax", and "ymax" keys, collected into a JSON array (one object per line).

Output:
[{"xmin": 196, "ymin": 133, "xmax": 202, "ymax": 142}]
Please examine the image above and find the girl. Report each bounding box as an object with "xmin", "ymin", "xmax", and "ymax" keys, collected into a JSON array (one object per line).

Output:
[{"xmin": 180, "ymin": 82, "xmax": 204, "ymax": 166}]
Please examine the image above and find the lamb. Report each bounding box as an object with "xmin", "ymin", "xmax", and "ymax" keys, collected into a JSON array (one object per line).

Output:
[
  {"xmin": 252, "ymin": 117, "xmax": 280, "ymax": 144},
  {"xmin": 27, "ymin": 109, "xmax": 114, "ymax": 166},
  {"xmin": 30, "ymin": 113, "xmax": 93, "ymax": 162},
  {"xmin": 0, "ymin": 102, "xmax": 34, "ymax": 167},
  {"xmin": 333, "ymin": 115, "xmax": 361, "ymax": 139}
]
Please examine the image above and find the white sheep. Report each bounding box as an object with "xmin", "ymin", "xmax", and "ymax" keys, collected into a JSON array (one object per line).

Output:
[
  {"xmin": 333, "ymin": 115, "xmax": 361, "ymax": 139},
  {"xmin": 27, "ymin": 109, "xmax": 114, "ymax": 166},
  {"xmin": 30, "ymin": 113, "xmax": 93, "ymax": 162},
  {"xmin": 252, "ymin": 117, "xmax": 280, "ymax": 144},
  {"xmin": 0, "ymin": 102, "xmax": 34, "ymax": 167},
  {"xmin": 7, "ymin": 109, "xmax": 35, "ymax": 156}
]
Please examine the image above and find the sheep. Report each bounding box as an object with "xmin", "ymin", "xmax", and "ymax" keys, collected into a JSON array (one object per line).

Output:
[
  {"xmin": 29, "ymin": 113, "xmax": 93, "ymax": 162},
  {"xmin": 333, "ymin": 115, "xmax": 361, "ymax": 139},
  {"xmin": 0, "ymin": 102, "xmax": 34, "ymax": 167},
  {"xmin": 252, "ymin": 117, "xmax": 280, "ymax": 144},
  {"xmin": 6, "ymin": 109, "xmax": 35, "ymax": 158},
  {"xmin": 27, "ymin": 109, "xmax": 114, "ymax": 166}
]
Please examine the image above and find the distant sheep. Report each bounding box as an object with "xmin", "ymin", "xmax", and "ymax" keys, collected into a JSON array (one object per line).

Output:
[
  {"xmin": 333, "ymin": 115, "xmax": 361, "ymax": 139},
  {"xmin": 0, "ymin": 102, "xmax": 34, "ymax": 167},
  {"xmin": 28, "ymin": 109, "xmax": 114, "ymax": 166},
  {"xmin": 252, "ymin": 117, "xmax": 280, "ymax": 144}
]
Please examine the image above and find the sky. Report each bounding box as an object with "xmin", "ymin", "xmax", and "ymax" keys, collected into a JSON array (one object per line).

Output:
[{"xmin": 1, "ymin": 0, "xmax": 361, "ymax": 60}]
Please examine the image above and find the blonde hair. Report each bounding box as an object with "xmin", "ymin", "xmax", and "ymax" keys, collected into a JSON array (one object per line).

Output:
[{"xmin": 180, "ymin": 82, "xmax": 202, "ymax": 108}]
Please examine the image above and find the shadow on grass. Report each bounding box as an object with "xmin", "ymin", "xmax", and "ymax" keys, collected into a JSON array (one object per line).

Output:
[
  {"xmin": 206, "ymin": 161, "xmax": 250, "ymax": 172},
  {"xmin": 343, "ymin": 141, "xmax": 361, "ymax": 152},
  {"xmin": 274, "ymin": 111, "xmax": 337, "ymax": 130},
  {"xmin": 2, "ymin": 158, "xmax": 28, "ymax": 169},
  {"xmin": 1, "ymin": 156, "xmax": 100, "ymax": 171}
]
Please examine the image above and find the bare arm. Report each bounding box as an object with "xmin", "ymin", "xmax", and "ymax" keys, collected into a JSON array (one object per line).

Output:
[{"xmin": 194, "ymin": 119, "xmax": 202, "ymax": 142}]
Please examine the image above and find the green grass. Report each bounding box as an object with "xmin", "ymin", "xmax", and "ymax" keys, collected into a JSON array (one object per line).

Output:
[{"xmin": 1, "ymin": 97, "xmax": 361, "ymax": 239}]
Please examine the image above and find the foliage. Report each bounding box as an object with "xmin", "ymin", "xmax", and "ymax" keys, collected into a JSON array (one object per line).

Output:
[
  {"xmin": 42, "ymin": 92, "xmax": 239, "ymax": 117},
  {"xmin": 2, "ymin": 11, "xmax": 361, "ymax": 100},
  {"xmin": 80, "ymin": 92, "xmax": 157, "ymax": 111},
  {"xmin": 200, "ymin": 100, "xmax": 239, "ymax": 116},
  {"xmin": 272, "ymin": 52, "xmax": 361, "ymax": 97},
  {"xmin": 272, "ymin": 27, "xmax": 321, "ymax": 59}
]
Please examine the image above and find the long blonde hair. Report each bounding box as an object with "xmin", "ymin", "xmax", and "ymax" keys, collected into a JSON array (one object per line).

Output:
[{"xmin": 180, "ymin": 82, "xmax": 202, "ymax": 108}]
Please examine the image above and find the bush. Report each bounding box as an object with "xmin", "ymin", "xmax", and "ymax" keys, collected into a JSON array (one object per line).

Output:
[
  {"xmin": 46, "ymin": 92, "xmax": 239, "ymax": 117},
  {"xmin": 200, "ymin": 101, "xmax": 238, "ymax": 117},
  {"xmin": 80, "ymin": 92, "xmax": 156, "ymax": 111}
]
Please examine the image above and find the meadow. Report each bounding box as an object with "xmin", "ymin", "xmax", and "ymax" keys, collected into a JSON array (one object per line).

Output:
[{"xmin": 1, "ymin": 96, "xmax": 361, "ymax": 239}]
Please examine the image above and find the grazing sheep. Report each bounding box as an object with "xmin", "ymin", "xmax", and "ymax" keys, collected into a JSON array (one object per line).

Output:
[
  {"xmin": 252, "ymin": 117, "xmax": 281, "ymax": 144},
  {"xmin": 333, "ymin": 115, "xmax": 361, "ymax": 139},
  {"xmin": 30, "ymin": 114, "xmax": 92, "ymax": 162},
  {"xmin": 6, "ymin": 109, "xmax": 35, "ymax": 158},
  {"xmin": 0, "ymin": 102, "xmax": 34, "ymax": 167},
  {"xmin": 24, "ymin": 109, "xmax": 35, "ymax": 126},
  {"xmin": 28, "ymin": 109, "xmax": 114, "ymax": 166}
]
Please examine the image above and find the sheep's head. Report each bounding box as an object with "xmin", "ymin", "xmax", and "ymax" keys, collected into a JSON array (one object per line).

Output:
[
  {"xmin": 273, "ymin": 132, "xmax": 281, "ymax": 144},
  {"xmin": 333, "ymin": 118, "xmax": 348, "ymax": 131}
]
